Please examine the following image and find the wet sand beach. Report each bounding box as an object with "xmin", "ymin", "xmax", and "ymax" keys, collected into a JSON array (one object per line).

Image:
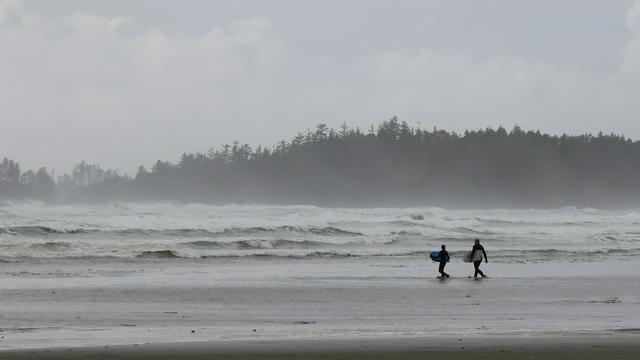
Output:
[
  {"xmin": 1, "ymin": 335, "xmax": 639, "ymax": 359},
  {"xmin": 1, "ymin": 257, "xmax": 639, "ymax": 351}
]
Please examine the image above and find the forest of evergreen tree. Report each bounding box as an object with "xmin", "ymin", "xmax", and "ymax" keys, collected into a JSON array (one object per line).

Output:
[{"xmin": 2, "ymin": 118, "xmax": 640, "ymax": 207}]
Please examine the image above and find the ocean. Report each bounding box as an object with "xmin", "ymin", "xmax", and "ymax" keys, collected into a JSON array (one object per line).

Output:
[
  {"xmin": 1, "ymin": 201, "xmax": 639, "ymax": 348},
  {"xmin": 1, "ymin": 202, "xmax": 639, "ymax": 262}
]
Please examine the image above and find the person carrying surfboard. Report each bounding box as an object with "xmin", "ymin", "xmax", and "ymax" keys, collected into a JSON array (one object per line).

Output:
[
  {"xmin": 438, "ymin": 244, "xmax": 450, "ymax": 278},
  {"xmin": 471, "ymin": 239, "xmax": 488, "ymax": 278}
]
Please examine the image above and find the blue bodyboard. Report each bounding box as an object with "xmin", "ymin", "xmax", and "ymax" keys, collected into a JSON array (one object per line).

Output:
[{"xmin": 430, "ymin": 251, "xmax": 449, "ymax": 262}]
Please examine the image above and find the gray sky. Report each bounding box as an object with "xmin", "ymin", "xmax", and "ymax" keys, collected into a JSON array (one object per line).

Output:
[{"xmin": 1, "ymin": 0, "xmax": 640, "ymax": 175}]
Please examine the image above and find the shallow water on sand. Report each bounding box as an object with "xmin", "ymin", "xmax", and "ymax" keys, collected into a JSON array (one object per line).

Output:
[{"xmin": 1, "ymin": 256, "xmax": 639, "ymax": 349}]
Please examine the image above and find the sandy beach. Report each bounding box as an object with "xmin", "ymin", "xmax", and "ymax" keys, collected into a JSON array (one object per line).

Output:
[
  {"xmin": 1, "ymin": 335, "xmax": 639, "ymax": 359},
  {"xmin": 1, "ymin": 256, "xmax": 639, "ymax": 352}
]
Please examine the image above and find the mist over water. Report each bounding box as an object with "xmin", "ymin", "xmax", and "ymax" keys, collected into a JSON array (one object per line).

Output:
[{"xmin": 1, "ymin": 201, "xmax": 638, "ymax": 264}]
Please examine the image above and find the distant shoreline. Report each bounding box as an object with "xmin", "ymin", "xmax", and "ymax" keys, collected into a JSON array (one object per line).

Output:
[{"xmin": 4, "ymin": 122, "xmax": 640, "ymax": 208}]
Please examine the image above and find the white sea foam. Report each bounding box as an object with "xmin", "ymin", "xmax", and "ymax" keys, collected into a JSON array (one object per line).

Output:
[{"xmin": 0, "ymin": 201, "xmax": 639, "ymax": 261}]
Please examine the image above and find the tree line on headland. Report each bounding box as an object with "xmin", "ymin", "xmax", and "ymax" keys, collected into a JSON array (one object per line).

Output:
[{"xmin": 2, "ymin": 118, "xmax": 640, "ymax": 207}]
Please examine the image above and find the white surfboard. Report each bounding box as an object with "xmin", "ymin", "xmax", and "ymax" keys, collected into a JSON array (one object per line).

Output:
[{"xmin": 463, "ymin": 251, "xmax": 483, "ymax": 262}]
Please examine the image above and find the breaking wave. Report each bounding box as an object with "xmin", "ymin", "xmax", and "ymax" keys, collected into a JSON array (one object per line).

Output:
[
  {"xmin": 0, "ymin": 226, "xmax": 92, "ymax": 236},
  {"xmin": 29, "ymin": 241, "xmax": 72, "ymax": 250},
  {"xmin": 0, "ymin": 225, "xmax": 364, "ymax": 238},
  {"xmin": 2, "ymin": 247, "xmax": 638, "ymax": 263},
  {"xmin": 181, "ymin": 238, "xmax": 387, "ymax": 250},
  {"xmin": 2, "ymin": 203, "xmax": 640, "ymax": 263},
  {"xmin": 136, "ymin": 250, "xmax": 180, "ymax": 259}
]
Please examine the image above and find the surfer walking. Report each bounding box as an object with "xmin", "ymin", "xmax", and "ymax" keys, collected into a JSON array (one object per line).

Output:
[
  {"xmin": 471, "ymin": 239, "xmax": 488, "ymax": 278},
  {"xmin": 438, "ymin": 244, "xmax": 450, "ymax": 278}
]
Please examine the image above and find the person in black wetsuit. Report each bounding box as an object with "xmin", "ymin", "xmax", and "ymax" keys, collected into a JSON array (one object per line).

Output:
[
  {"xmin": 438, "ymin": 244, "xmax": 450, "ymax": 278},
  {"xmin": 471, "ymin": 239, "xmax": 488, "ymax": 278}
]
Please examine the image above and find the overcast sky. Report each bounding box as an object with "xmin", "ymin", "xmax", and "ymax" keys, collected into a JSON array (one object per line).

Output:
[{"xmin": 1, "ymin": 0, "xmax": 640, "ymax": 175}]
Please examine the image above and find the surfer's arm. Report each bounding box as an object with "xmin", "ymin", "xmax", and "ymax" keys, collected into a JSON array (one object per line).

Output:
[{"xmin": 482, "ymin": 249, "xmax": 488, "ymax": 262}]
